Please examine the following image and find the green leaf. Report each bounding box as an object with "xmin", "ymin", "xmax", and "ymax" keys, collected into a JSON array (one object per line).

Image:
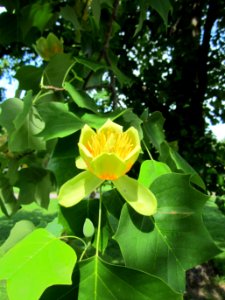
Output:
[
  {"xmin": 138, "ymin": 160, "xmax": 171, "ymax": 188},
  {"xmin": 76, "ymin": 257, "xmax": 182, "ymax": 299},
  {"xmin": 20, "ymin": 3, "xmax": 53, "ymax": 38},
  {"xmin": 16, "ymin": 167, "xmax": 54, "ymax": 209},
  {"xmin": 203, "ymin": 199, "xmax": 225, "ymax": 251},
  {"xmin": 81, "ymin": 108, "xmax": 129, "ymax": 128},
  {"xmin": 43, "ymin": 54, "xmax": 75, "ymax": 88},
  {"xmin": 75, "ymin": 57, "xmax": 107, "ymax": 72},
  {"xmin": 91, "ymin": 0, "xmax": 101, "ymax": 27},
  {"xmin": 149, "ymin": 0, "xmax": 172, "ymax": 27},
  {"xmin": 134, "ymin": 0, "xmax": 149, "ymax": 36},
  {"xmin": 114, "ymin": 173, "xmax": 220, "ymax": 292},
  {"xmin": 60, "ymin": 5, "xmax": 81, "ymax": 30},
  {"xmin": 113, "ymin": 175, "xmax": 157, "ymax": 216},
  {"xmin": 45, "ymin": 218, "xmax": 63, "ymax": 238},
  {"xmin": 59, "ymin": 171, "xmax": 104, "ymax": 207},
  {"xmin": 47, "ymin": 133, "xmax": 80, "ymax": 186},
  {"xmin": 41, "ymin": 256, "xmax": 182, "ymax": 299},
  {"xmin": 110, "ymin": 63, "xmax": 133, "ymax": 87},
  {"xmin": 0, "ymin": 220, "xmax": 35, "ymax": 254},
  {"xmin": 64, "ymin": 81, "xmax": 98, "ymax": 113},
  {"xmin": 0, "ymin": 93, "xmax": 46, "ymax": 152},
  {"xmin": 36, "ymin": 102, "xmax": 84, "ymax": 140},
  {"xmin": 0, "ymin": 175, "xmax": 20, "ymax": 217},
  {"xmin": 0, "ymin": 229, "xmax": 77, "ymax": 300},
  {"xmin": 159, "ymin": 141, "xmax": 206, "ymax": 190},
  {"xmin": 15, "ymin": 66, "xmax": 43, "ymax": 93},
  {"xmin": 142, "ymin": 111, "xmax": 165, "ymax": 150}
]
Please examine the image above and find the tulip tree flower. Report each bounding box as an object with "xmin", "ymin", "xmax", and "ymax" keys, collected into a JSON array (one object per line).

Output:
[{"xmin": 58, "ymin": 120, "xmax": 157, "ymax": 216}]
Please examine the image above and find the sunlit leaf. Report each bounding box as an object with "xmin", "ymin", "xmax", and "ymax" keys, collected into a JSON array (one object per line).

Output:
[
  {"xmin": 138, "ymin": 159, "xmax": 171, "ymax": 188},
  {"xmin": 0, "ymin": 220, "xmax": 35, "ymax": 254},
  {"xmin": 0, "ymin": 229, "xmax": 77, "ymax": 300}
]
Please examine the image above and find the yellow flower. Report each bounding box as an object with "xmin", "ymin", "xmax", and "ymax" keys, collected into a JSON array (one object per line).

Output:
[
  {"xmin": 78, "ymin": 119, "xmax": 141, "ymax": 180},
  {"xmin": 58, "ymin": 120, "xmax": 157, "ymax": 216}
]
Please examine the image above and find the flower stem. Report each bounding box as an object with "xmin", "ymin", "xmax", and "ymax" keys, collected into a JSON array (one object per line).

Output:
[{"xmin": 96, "ymin": 184, "xmax": 103, "ymax": 257}]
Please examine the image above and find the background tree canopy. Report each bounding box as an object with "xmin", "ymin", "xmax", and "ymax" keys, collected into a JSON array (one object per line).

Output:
[{"xmin": 0, "ymin": 0, "xmax": 225, "ymax": 204}]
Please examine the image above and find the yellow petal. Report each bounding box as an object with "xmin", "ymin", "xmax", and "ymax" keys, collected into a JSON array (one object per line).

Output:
[{"xmin": 90, "ymin": 153, "xmax": 127, "ymax": 180}]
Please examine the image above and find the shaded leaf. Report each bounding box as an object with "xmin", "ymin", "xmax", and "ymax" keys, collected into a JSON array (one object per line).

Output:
[
  {"xmin": 203, "ymin": 199, "xmax": 225, "ymax": 251},
  {"xmin": 142, "ymin": 111, "xmax": 165, "ymax": 150},
  {"xmin": 41, "ymin": 257, "xmax": 182, "ymax": 299},
  {"xmin": 0, "ymin": 175, "xmax": 20, "ymax": 217},
  {"xmin": 64, "ymin": 81, "xmax": 98, "ymax": 113},
  {"xmin": 36, "ymin": 102, "xmax": 84, "ymax": 140},
  {"xmin": 75, "ymin": 57, "xmax": 107, "ymax": 72},
  {"xmin": 43, "ymin": 54, "xmax": 75, "ymax": 88},
  {"xmin": 159, "ymin": 141, "xmax": 206, "ymax": 190},
  {"xmin": 15, "ymin": 66, "xmax": 43, "ymax": 93},
  {"xmin": 0, "ymin": 93, "xmax": 46, "ymax": 152},
  {"xmin": 149, "ymin": 0, "xmax": 172, "ymax": 27},
  {"xmin": 114, "ymin": 173, "xmax": 220, "ymax": 292},
  {"xmin": 0, "ymin": 229, "xmax": 77, "ymax": 300},
  {"xmin": 16, "ymin": 167, "xmax": 54, "ymax": 209}
]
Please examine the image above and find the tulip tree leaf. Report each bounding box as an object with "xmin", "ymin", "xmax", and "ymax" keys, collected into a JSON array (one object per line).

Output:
[
  {"xmin": 159, "ymin": 141, "xmax": 206, "ymax": 190},
  {"xmin": 0, "ymin": 220, "xmax": 35, "ymax": 255},
  {"xmin": 142, "ymin": 111, "xmax": 165, "ymax": 150},
  {"xmin": 203, "ymin": 199, "xmax": 225, "ymax": 251},
  {"xmin": 138, "ymin": 159, "xmax": 171, "ymax": 188},
  {"xmin": 43, "ymin": 53, "xmax": 75, "ymax": 88},
  {"xmin": 114, "ymin": 173, "xmax": 220, "ymax": 293},
  {"xmin": 113, "ymin": 175, "xmax": 157, "ymax": 216},
  {"xmin": 75, "ymin": 257, "xmax": 182, "ymax": 300},
  {"xmin": 16, "ymin": 167, "xmax": 54, "ymax": 209},
  {"xmin": 0, "ymin": 229, "xmax": 77, "ymax": 300},
  {"xmin": 64, "ymin": 81, "xmax": 98, "ymax": 113},
  {"xmin": 36, "ymin": 102, "xmax": 84, "ymax": 140},
  {"xmin": 59, "ymin": 171, "xmax": 103, "ymax": 207},
  {"xmin": 0, "ymin": 175, "xmax": 20, "ymax": 217},
  {"xmin": 0, "ymin": 93, "xmax": 46, "ymax": 152},
  {"xmin": 41, "ymin": 257, "xmax": 182, "ymax": 299}
]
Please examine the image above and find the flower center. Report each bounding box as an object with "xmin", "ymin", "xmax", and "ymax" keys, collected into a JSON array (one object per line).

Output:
[{"xmin": 86, "ymin": 130, "xmax": 134, "ymax": 159}]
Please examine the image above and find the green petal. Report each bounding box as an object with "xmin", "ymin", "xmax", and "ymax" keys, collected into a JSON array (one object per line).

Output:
[
  {"xmin": 98, "ymin": 119, "xmax": 122, "ymax": 135},
  {"xmin": 58, "ymin": 171, "xmax": 103, "ymax": 207},
  {"xmin": 113, "ymin": 175, "xmax": 157, "ymax": 216},
  {"xmin": 91, "ymin": 153, "xmax": 127, "ymax": 180}
]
